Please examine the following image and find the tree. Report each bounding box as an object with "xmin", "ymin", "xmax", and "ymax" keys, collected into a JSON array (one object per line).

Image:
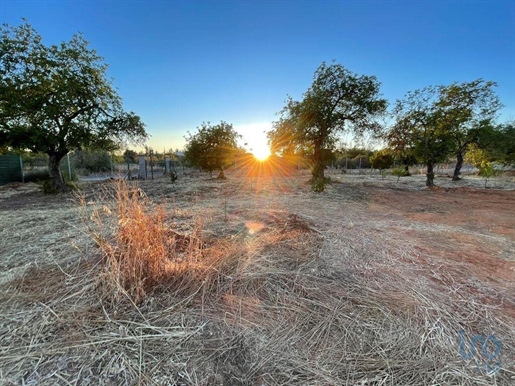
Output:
[
  {"xmin": 390, "ymin": 86, "xmax": 455, "ymax": 187},
  {"xmin": 496, "ymin": 122, "xmax": 515, "ymax": 165},
  {"xmin": 184, "ymin": 121, "xmax": 241, "ymax": 179},
  {"xmin": 268, "ymin": 62, "xmax": 387, "ymax": 191},
  {"xmin": 386, "ymin": 122, "xmax": 417, "ymax": 175},
  {"xmin": 369, "ymin": 149, "xmax": 394, "ymax": 176},
  {"xmin": 123, "ymin": 149, "xmax": 138, "ymax": 164},
  {"xmin": 466, "ymin": 122, "xmax": 515, "ymax": 168},
  {"xmin": 436, "ymin": 80, "xmax": 502, "ymax": 180},
  {"xmin": 0, "ymin": 21, "xmax": 147, "ymax": 192}
]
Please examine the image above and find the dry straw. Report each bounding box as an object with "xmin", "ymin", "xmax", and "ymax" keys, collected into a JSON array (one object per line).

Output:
[{"xmin": 0, "ymin": 177, "xmax": 513, "ymax": 385}]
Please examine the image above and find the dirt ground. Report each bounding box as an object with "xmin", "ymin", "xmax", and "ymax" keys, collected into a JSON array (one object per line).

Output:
[{"xmin": 0, "ymin": 171, "xmax": 514, "ymax": 385}]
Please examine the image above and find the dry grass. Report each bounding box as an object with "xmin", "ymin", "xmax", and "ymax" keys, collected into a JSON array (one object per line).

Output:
[{"xmin": 0, "ymin": 176, "xmax": 514, "ymax": 385}]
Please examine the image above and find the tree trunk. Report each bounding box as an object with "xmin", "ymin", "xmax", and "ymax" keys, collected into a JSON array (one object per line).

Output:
[
  {"xmin": 312, "ymin": 141, "xmax": 325, "ymax": 181},
  {"xmin": 48, "ymin": 151, "xmax": 68, "ymax": 192},
  {"xmin": 404, "ymin": 163, "xmax": 409, "ymax": 174},
  {"xmin": 217, "ymin": 169, "xmax": 226, "ymax": 179},
  {"xmin": 426, "ymin": 161, "xmax": 435, "ymax": 187},
  {"xmin": 452, "ymin": 151, "xmax": 464, "ymax": 181}
]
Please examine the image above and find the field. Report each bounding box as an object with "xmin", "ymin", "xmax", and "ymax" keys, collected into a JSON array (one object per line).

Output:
[{"xmin": 1, "ymin": 170, "xmax": 514, "ymax": 385}]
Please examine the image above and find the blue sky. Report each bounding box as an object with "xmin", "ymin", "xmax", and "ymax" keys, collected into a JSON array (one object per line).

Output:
[{"xmin": 1, "ymin": 0, "xmax": 514, "ymax": 153}]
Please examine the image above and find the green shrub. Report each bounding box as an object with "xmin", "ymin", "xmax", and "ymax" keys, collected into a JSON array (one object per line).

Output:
[
  {"xmin": 71, "ymin": 150, "xmax": 113, "ymax": 173},
  {"xmin": 479, "ymin": 162, "xmax": 497, "ymax": 188},
  {"xmin": 37, "ymin": 180, "xmax": 59, "ymax": 194},
  {"xmin": 37, "ymin": 179, "xmax": 78, "ymax": 194},
  {"xmin": 392, "ymin": 167, "xmax": 410, "ymax": 177},
  {"xmin": 392, "ymin": 167, "xmax": 410, "ymax": 182}
]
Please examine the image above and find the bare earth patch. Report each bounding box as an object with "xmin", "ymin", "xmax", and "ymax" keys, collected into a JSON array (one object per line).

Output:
[{"xmin": 0, "ymin": 172, "xmax": 514, "ymax": 385}]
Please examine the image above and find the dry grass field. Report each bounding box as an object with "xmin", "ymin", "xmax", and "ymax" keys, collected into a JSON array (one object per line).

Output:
[{"xmin": 0, "ymin": 170, "xmax": 514, "ymax": 385}]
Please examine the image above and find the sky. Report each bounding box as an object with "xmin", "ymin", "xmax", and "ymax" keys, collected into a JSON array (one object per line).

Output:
[{"xmin": 1, "ymin": 0, "xmax": 514, "ymax": 154}]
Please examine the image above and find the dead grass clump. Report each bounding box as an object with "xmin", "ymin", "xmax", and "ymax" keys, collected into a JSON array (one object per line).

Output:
[
  {"xmin": 87, "ymin": 180, "xmax": 284, "ymax": 306},
  {"xmin": 85, "ymin": 180, "xmax": 211, "ymax": 304}
]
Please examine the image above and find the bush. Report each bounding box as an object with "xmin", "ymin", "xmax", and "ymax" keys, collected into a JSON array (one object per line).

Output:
[
  {"xmin": 71, "ymin": 150, "xmax": 113, "ymax": 173},
  {"xmin": 392, "ymin": 167, "xmax": 410, "ymax": 182},
  {"xmin": 479, "ymin": 162, "xmax": 497, "ymax": 188},
  {"xmin": 37, "ymin": 179, "xmax": 77, "ymax": 194}
]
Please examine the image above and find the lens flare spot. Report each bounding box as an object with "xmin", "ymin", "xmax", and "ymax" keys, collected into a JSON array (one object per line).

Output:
[{"xmin": 245, "ymin": 221, "xmax": 264, "ymax": 234}]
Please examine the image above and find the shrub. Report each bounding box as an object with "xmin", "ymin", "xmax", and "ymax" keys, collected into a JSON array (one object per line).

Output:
[
  {"xmin": 37, "ymin": 179, "xmax": 59, "ymax": 194},
  {"xmin": 37, "ymin": 179, "xmax": 77, "ymax": 194},
  {"xmin": 72, "ymin": 150, "xmax": 113, "ymax": 173},
  {"xmin": 392, "ymin": 167, "xmax": 410, "ymax": 182},
  {"xmin": 479, "ymin": 162, "xmax": 497, "ymax": 188}
]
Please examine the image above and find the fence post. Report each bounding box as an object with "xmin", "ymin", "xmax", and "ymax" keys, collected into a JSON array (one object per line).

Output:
[
  {"xmin": 67, "ymin": 153, "xmax": 72, "ymax": 180},
  {"xmin": 138, "ymin": 155, "xmax": 146, "ymax": 179},
  {"xmin": 19, "ymin": 156, "xmax": 24, "ymax": 183}
]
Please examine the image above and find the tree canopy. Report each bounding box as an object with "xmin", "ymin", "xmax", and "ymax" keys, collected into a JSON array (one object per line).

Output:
[
  {"xmin": 0, "ymin": 21, "xmax": 147, "ymax": 191},
  {"xmin": 389, "ymin": 81, "xmax": 503, "ymax": 186},
  {"xmin": 435, "ymin": 79, "xmax": 502, "ymax": 180},
  {"xmin": 268, "ymin": 62, "xmax": 387, "ymax": 191},
  {"xmin": 184, "ymin": 121, "xmax": 241, "ymax": 179},
  {"xmin": 390, "ymin": 86, "xmax": 455, "ymax": 187},
  {"xmin": 369, "ymin": 149, "xmax": 394, "ymax": 173}
]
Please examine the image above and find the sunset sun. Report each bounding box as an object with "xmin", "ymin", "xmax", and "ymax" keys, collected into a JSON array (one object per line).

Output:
[
  {"xmin": 236, "ymin": 123, "xmax": 272, "ymax": 162},
  {"xmin": 253, "ymin": 145, "xmax": 271, "ymax": 161}
]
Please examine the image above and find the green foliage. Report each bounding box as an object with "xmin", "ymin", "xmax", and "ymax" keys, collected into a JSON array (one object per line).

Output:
[
  {"xmin": 465, "ymin": 122, "xmax": 515, "ymax": 167},
  {"xmin": 72, "ymin": 149, "xmax": 112, "ymax": 174},
  {"xmin": 478, "ymin": 162, "xmax": 496, "ymax": 178},
  {"xmin": 335, "ymin": 147, "xmax": 374, "ymax": 169},
  {"xmin": 38, "ymin": 180, "xmax": 60, "ymax": 194},
  {"xmin": 0, "ymin": 21, "xmax": 147, "ymax": 192},
  {"xmin": 21, "ymin": 152, "xmax": 48, "ymax": 168},
  {"xmin": 496, "ymin": 122, "xmax": 515, "ymax": 165},
  {"xmin": 392, "ymin": 167, "xmax": 410, "ymax": 177},
  {"xmin": 479, "ymin": 162, "xmax": 497, "ymax": 188},
  {"xmin": 369, "ymin": 149, "xmax": 394, "ymax": 171},
  {"xmin": 269, "ymin": 61, "xmax": 387, "ymax": 191},
  {"xmin": 464, "ymin": 144, "xmax": 490, "ymax": 169},
  {"xmin": 390, "ymin": 86, "xmax": 456, "ymax": 186},
  {"xmin": 123, "ymin": 149, "xmax": 138, "ymax": 164},
  {"xmin": 37, "ymin": 179, "xmax": 76, "ymax": 194},
  {"xmin": 184, "ymin": 121, "xmax": 241, "ymax": 178},
  {"xmin": 436, "ymin": 80, "xmax": 502, "ymax": 180},
  {"xmin": 392, "ymin": 167, "xmax": 410, "ymax": 182}
]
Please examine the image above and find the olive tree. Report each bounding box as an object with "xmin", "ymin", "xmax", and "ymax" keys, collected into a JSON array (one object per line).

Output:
[
  {"xmin": 268, "ymin": 62, "xmax": 387, "ymax": 191},
  {"xmin": 184, "ymin": 121, "xmax": 241, "ymax": 179},
  {"xmin": 0, "ymin": 21, "xmax": 147, "ymax": 192},
  {"xmin": 390, "ymin": 86, "xmax": 455, "ymax": 187},
  {"xmin": 436, "ymin": 80, "xmax": 502, "ymax": 180},
  {"xmin": 369, "ymin": 149, "xmax": 394, "ymax": 176}
]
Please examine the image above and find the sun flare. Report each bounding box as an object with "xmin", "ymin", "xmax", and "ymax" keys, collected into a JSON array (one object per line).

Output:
[
  {"xmin": 253, "ymin": 146, "xmax": 271, "ymax": 161},
  {"xmin": 235, "ymin": 123, "xmax": 272, "ymax": 162}
]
